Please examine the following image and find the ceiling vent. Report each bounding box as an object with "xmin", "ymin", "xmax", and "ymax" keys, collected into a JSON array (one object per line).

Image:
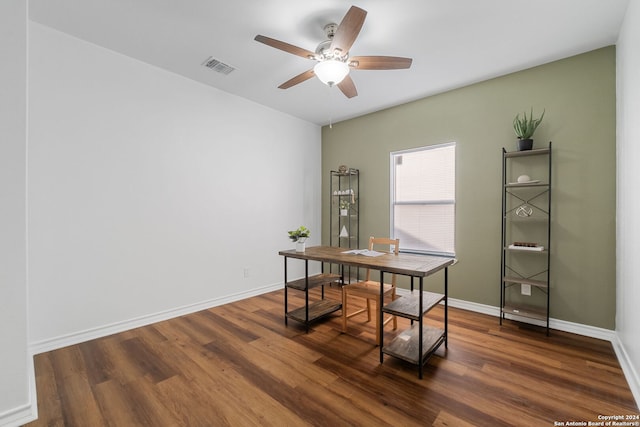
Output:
[{"xmin": 202, "ymin": 57, "xmax": 235, "ymax": 75}]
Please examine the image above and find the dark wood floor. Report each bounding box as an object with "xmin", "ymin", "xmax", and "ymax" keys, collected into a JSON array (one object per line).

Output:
[{"xmin": 26, "ymin": 286, "xmax": 638, "ymax": 426}]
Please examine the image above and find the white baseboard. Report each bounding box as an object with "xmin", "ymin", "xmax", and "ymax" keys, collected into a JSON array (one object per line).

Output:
[
  {"xmin": 611, "ymin": 335, "xmax": 640, "ymax": 408},
  {"xmin": 0, "ymin": 403, "xmax": 36, "ymax": 427},
  {"xmin": 0, "ymin": 355, "xmax": 38, "ymax": 427},
  {"xmin": 394, "ymin": 288, "xmax": 617, "ymax": 340},
  {"xmin": 29, "ymin": 282, "xmax": 282, "ymax": 355},
  {"xmin": 446, "ymin": 297, "xmax": 617, "ymax": 341},
  {"xmin": 36, "ymin": 285, "xmax": 614, "ymax": 355}
]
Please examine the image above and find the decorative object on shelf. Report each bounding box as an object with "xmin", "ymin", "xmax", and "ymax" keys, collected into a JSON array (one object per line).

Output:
[
  {"xmin": 517, "ymin": 175, "xmax": 531, "ymax": 183},
  {"xmin": 339, "ymin": 225, "xmax": 349, "ymax": 238},
  {"xmin": 509, "ymin": 179, "xmax": 540, "ymax": 185},
  {"xmin": 513, "ymin": 108, "xmax": 545, "ymax": 151},
  {"xmin": 509, "ymin": 243, "xmax": 544, "ymax": 251},
  {"xmin": 288, "ymin": 225, "xmax": 310, "ymax": 252},
  {"xmin": 512, "ymin": 241, "xmax": 539, "ymax": 247},
  {"xmin": 334, "ymin": 188, "xmax": 355, "ymax": 200},
  {"xmin": 338, "ymin": 164, "xmax": 348, "ymax": 174},
  {"xmin": 515, "ymin": 204, "xmax": 533, "ymax": 217},
  {"xmin": 339, "ymin": 199, "xmax": 350, "ymax": 216}
]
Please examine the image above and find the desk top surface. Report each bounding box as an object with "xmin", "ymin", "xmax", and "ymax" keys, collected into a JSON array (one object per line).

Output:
[{"xmin": 279, "ymin": 245, "xmax": 454, "ymax": 277}]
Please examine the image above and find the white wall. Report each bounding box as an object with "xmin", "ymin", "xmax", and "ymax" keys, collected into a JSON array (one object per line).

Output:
[
  {"xmin": 616, "ymin": 0, "xmax": 640, "ymax": 405},
  {"xmin": 28, "ymin": 23, "xmax": 322, "ymax": 349},
  {"xmin": 0, "ymin": 2, "xmax": 34, "ymax": 426}
]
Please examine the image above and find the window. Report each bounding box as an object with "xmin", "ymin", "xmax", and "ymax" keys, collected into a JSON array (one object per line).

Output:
[{"xmin": 390, "ymin": 143, "xmax": 455, "ymax": 256}]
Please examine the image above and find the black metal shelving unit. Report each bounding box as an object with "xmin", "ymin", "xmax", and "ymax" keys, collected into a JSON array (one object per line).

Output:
[
  {"xmin": 500, "ymin": 142, "xmax": 552, "ymax": 335},
  {"xmin": 329, "ymin": 168, "xmax": 359, "ymax": 282}
]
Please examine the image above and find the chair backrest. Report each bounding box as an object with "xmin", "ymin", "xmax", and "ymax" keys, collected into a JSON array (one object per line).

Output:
[{"xmin": 365, "ymin": 236, "xmax": 400, "ymax": 284}]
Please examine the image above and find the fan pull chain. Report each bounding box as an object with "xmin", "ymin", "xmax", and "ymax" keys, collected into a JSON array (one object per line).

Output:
[{"xmin": 328, "ymin": 84, "xmax": 334, "ymax": 128}]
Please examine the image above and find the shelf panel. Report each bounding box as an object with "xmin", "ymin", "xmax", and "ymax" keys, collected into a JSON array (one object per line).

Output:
[
  {"xmin": 504, "ymin": 147, "xmax": 550, "ymax": 158},
  {"xmin": 503, "ymin": 276, "xmax": 548, "ymax": 289},
  {"xmin": 331, "ymin": 169, "xmax": 359, "ymax": 176},
  {"xmin": 505, "ymin": 247, "xmax": 548, "ymax": 254},
  {"xmin": 382, "ymin": 324, "xmax": 445, "ymax": 365},
  {"xmin": 505, "ymin": 218, "xmax": 549, "ymax": 223},
  {"xmin": 286, "ymin": 273, "xmax": 342, "ymax": 291},
  {"xmin": 286, "ymin": 299, "xmax": 341, "ymax": 324},
  {"xmin": 505, "ymin": 183, "xmax": 549, "ymax": 188},
  {"xmin": 382, "ymin": 291, "xmax": 445, "ymax": 321},
  {"xmin": 502, "ymin": 304, "xmax": 546, "ymax": 321}
]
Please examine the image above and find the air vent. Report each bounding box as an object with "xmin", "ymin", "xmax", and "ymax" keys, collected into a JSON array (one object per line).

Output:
[{"xmin": 202, "ymin": 57, "xmax": 236, "ymax": 75}]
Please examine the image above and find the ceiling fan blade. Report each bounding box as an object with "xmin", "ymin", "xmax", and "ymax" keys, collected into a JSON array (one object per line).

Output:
[
  {"xmin": 278, "ymin": 69, "xmax": 315, "ymax": 89},
  {"xmin": 348, "ymin": 56, "xmax": 413, "ymax": 70},
  {"xmin": 254, "ymin": 35, "xmax": 317, "ymax": 60},
  {"xmin": 337, "ymin": 75, "xmax": 358, "ymax": 98},
  {"xmin": 330, "ymin": 6, "xmax": 367, "ymax": 55}
]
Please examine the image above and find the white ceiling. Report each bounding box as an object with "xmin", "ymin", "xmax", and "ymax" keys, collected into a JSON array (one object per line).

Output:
[{"xmin": 29, "ymin": 0, "xmax": 629, "ymax": 126}]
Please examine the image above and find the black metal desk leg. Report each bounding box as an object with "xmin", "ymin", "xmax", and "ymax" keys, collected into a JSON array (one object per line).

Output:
[
  {"xmin": 444, "ymin": 267, "xmax": 448, "ymax": 348},
  {"xmin": 419, "ymin": 276, "xmax": 424, "ymax": 379},
  {"xmin": 321, "ymin": 262, "xmax": 325, "ymax": 299},
  {"xmin": 305, "ymin": 259, "xmax": 309, "ymax": 332},
  {"xmin": 379, "ymin": 270, "xmax": 384, "ymax": 363},
  {"xmin": 284, "ymin": 257, "xmax": 288, "ymax": 325}
]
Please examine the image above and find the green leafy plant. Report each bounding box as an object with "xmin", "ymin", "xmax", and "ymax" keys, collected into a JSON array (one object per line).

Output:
[
  {"xmin": 339, "ymin": 200, "xmax": 350, "ymax": 210},
  {"xmin": 288, "ymin": 226, "xmax": 310, "ymax": 242},
  {"xmin": 513, "ymin": 108, "xmax": 545, "ymax": 139}
]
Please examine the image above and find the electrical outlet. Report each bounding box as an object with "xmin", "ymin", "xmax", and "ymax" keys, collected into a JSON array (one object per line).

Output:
[
  {"xmin": 521, "ymin": 283, "xmax": 531, "ymax": 296},
  {"xmin": 243, "ymin": 268, "xmax": 250, "ymax": 278}
]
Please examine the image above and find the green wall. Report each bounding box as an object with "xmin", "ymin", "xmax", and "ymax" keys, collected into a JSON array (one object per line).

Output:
[{"xmin": 321, "ymin": 47, "xmax": 616, "ymax": 329}]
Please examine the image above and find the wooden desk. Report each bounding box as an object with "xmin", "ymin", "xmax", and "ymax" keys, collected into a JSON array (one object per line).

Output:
[{"xmin": 279, "ymin": 245, "xmax": 455, "ymax": 378}]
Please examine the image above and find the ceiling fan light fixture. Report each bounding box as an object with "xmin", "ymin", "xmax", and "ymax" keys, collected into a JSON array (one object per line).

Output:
[{"xmin": 314, "ymin": 59, "xmax": 349, "ymax": 86}]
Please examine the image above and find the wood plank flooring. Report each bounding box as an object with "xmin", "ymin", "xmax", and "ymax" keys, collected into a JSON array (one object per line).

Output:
[{"xmin": 26, "ymin": 287, "xmax": 638, "ymax": 426}]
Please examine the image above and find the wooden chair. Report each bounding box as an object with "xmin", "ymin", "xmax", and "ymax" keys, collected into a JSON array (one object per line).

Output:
[{"xmin": 342, "ymin": 236, "xmax": 399, "ymax": 345}]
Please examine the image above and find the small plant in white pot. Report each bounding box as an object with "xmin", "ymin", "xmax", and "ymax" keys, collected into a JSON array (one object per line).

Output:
[
  {"xmin": 339, "ymin": 200, "xmax": 350, "ymax": 216},
  {"xmin": 288, "ymin": 226, "xmax": 310, "ymax": 252}
]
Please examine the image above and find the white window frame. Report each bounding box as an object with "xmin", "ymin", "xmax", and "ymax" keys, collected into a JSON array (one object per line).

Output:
[{"xmin": 390, "ymin": 142, "xmax": 456, "ymax": 257}]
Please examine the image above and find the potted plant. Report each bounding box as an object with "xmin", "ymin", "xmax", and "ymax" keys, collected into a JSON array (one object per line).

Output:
[
  {"xmin": 288, "ymin": 226, "xmax": 310, "ymax": 252},
  {"xmin": 339, "ymin": 200, "xmax": 350, "ymax": 216},
  {"xmin": 513, "ymin": 108, "xmax": 545, "ymax": 151}
]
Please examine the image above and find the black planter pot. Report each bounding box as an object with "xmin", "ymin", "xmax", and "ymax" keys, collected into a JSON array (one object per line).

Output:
[{"xmin": 517, "ymin": 139, "xmax": 533, "ymax": 151}]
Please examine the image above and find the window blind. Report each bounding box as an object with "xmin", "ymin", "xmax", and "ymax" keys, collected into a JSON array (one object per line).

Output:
[{"xmin": 390, "ymin": 142, "xmax": 456, "ymax": 256}]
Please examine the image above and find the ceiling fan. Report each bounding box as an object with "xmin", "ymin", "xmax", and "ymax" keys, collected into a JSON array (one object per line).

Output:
[{"xmin": 254, "ymin": 5, "xmax": 412, "ymax": 98}]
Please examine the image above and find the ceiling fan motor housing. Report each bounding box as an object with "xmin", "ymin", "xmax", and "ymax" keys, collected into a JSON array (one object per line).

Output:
[
  {"xmin": 316, "ymin": 23, "xmax": 346, "ymax": 61},
  {"xmin": 315, "ymin": 40, "xmax": 332, "ymax": 57}
]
